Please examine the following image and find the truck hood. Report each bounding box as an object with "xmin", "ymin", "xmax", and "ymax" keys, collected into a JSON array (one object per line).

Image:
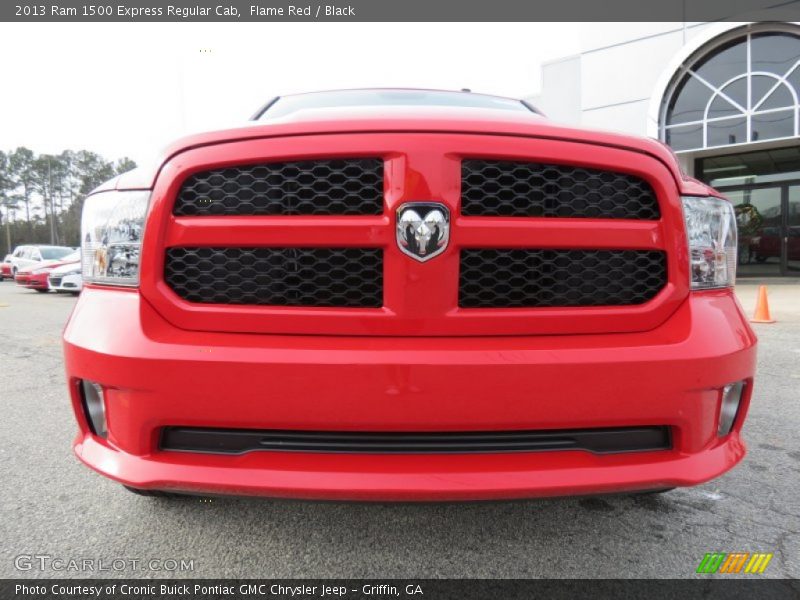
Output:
[{"xmin": 98, "ymin": 106, "xmax": 716, "ymax": 197}]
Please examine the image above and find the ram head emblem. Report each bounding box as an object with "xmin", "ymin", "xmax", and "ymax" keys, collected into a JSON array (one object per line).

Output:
[{"xmin": 396, "ymin": 203, "xmax": 450, "ymax": 262}]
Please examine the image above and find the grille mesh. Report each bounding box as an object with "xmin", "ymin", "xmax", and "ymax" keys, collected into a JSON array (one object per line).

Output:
[
  {"xmin": 459, "ymin": 249, "xmax": 666, "ymax": 308},
  {"xmin": 165, "ymin": 247, "xmax": 383, "ymax": 307},
  {"xmin": 461, "ymin": 159, "xmax": 660, "ymax": 219},
  {"xmin": 174, "ymin": 158, "xmax": 384, "ymax": 216}
]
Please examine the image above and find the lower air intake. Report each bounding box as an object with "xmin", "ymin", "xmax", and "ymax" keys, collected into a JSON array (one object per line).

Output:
[{"xmin": 161, "ymin": 426, "xmax": 671, "ymax": 455}]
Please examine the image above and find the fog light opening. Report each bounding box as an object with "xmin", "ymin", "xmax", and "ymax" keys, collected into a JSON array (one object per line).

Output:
[
  {"xmin": 80, "ymin": 380, "xmax": 107, "ymax": 438},
  {"xmin": 718, "ymin": 381, "xmax": 746, "ymax": 437}
]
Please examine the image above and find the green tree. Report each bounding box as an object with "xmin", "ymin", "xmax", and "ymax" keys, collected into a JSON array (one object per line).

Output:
[
  {"xmin": 31, "ymin": 154, "xmax": 60, "ymax": 244},
  {"xmin": 0, "ymin": 151, "xmax": 18, "ymax": 254},
  {"xmin": 74, "ymin": 150, "xmax": 116, "ymax": 196},
  {"xmin": 8, "ymin": 147, "xmax": 36, "ymax": 236},
  {"xmin": 0, "ymin": 147, "xmax": 136, "ymax": 247},
  {"xmin": 0, "ymin": 151, "xmax": 12, "ymax": 196},
  {"xmin": 116, "ymin": 157, "xmax": 137, "ymax": 174}
]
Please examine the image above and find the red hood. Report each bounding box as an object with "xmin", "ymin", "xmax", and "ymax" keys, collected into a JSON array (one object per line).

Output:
[{"xmin": 93, "ymin": 107, "xmax": 715, "ymax": 198}]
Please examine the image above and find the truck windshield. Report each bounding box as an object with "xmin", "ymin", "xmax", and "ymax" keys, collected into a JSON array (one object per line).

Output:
[{"xmin": 258, "ymin": 90, "xmax": 537, "ymax": 120}]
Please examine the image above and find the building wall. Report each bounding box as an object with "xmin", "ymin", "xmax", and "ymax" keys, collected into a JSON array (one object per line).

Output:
[
  {"xmin": 536, "ymin": 23, "xmax": 723, "ymax": 134},
  {"xmin": 531, "ymin": 55, "xmax": 581, "ymax": 124},
  {"xmin": 535, "ymin": 21, "xmax": 800, "ymax": 178}
]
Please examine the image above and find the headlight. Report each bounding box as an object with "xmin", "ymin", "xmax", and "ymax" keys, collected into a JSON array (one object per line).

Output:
[
  {"xmin": 682, "ymin": 196, "xmax": 737, "ymax": 289},
  {"xmin": 81, "ymin": 190, "xmax": 150, "ymax": 286}
]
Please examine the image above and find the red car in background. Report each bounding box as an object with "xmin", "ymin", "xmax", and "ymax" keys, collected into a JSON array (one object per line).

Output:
[
  {"xmin": 15, "ymin": 251, "xmax": 80, "ymax": 292},
  {"xmin": 1, "ymin": 255, "xmax": 12, "ymax": 280}
]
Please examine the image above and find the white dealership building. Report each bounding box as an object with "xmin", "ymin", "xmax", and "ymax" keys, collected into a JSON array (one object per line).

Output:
[{"xmin": 533, "ymin": 22, "xmax": 800, "ymax": 276}]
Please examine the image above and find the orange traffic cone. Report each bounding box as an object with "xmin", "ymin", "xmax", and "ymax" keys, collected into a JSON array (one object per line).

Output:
[{"xmin": 751, "ymin": 285, "xmax": 776, "ymax": 324}]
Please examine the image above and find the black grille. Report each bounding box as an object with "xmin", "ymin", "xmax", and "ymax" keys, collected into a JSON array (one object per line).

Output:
[
  {"xmin": 174, "ymin": 158, "xmax": 384, "ymax": 216},
  {"xmin": 165, "ymin": 247, "xmax": 383, "ymax": 307},
  {"xmin": 161, "ymin": 426, "xmax": 671, "ymax": 455},
  {"xmin": 461, "ymin": 159, "xmax": 660, "ymax": 219},
  {"xmin": 459, "ymin": 249, "xmax": 666, "ymax": 308}
]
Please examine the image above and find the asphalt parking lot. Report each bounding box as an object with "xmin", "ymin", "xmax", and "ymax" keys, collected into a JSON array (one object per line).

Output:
[{"xmin": 0, "ymin": 281, "xmax": 798, "ymax": 579}]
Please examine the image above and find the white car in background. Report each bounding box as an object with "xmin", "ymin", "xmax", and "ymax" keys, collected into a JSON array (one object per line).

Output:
[
  {"xmin": 7, "ymin": 244, "xmax": 75, "ymax": 277},
  {"xmin": 48, "ymin": 261, "xmax": 82, "ymax": 294}
]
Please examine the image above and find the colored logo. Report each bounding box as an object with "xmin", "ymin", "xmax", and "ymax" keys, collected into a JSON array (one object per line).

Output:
[{"xmin": 696, "ymin": 552, "xmax": 773, "ymax": 574}]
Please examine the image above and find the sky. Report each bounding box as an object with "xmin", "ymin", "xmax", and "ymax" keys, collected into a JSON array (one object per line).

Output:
[{"xmin": 0, "ymin": 22, "xmax": 580, "ymax": 165}]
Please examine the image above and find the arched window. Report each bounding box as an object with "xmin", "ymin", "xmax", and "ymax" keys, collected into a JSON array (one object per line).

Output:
[{"xmin": 661, "ymin": 27, "xmax": 800, "ymax": 152}]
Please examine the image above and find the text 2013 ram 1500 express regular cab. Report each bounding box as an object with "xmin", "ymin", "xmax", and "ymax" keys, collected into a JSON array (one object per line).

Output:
[{"xmin": 63, "ymin": 89, "xmax": 756, "ymax": 500}]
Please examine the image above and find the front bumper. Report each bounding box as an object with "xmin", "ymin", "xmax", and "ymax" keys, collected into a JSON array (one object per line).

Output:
[
  {"xmin": 63, "ymin": 287, "xmax": 756, "ymax": 501},
  {"xmin": 27, "ymin": 273, "xmax": 49, "ymax": 289},
  {"xmin": 50, "ymin": 274, "xmax": 82, "ymax": 293},
  {"xmin": 17, "ymin": 272, "xmax": 48, "ymax": 289}
]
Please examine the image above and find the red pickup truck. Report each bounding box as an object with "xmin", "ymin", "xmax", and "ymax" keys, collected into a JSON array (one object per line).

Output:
[{"xmin": 63, "ymin": 89, "xmax": 756, "ymax": 500}]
